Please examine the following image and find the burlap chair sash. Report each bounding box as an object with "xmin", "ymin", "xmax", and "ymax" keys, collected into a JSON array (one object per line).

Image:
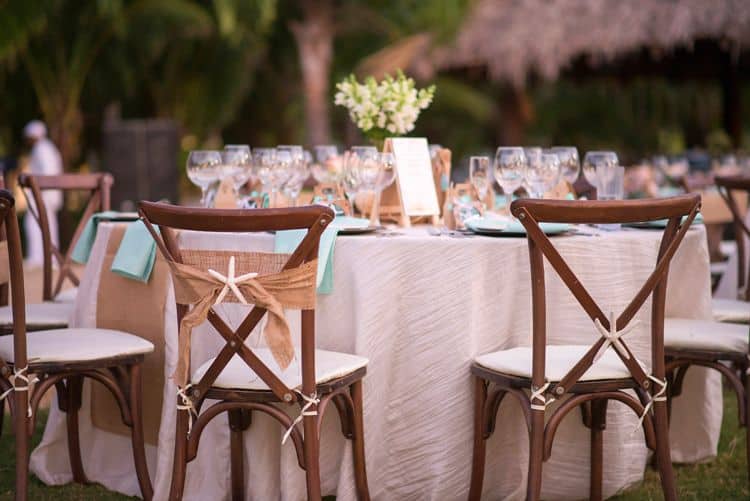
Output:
[{"xmin": 167, "ymin": 249, "xmax": 317, "ymax": 387}]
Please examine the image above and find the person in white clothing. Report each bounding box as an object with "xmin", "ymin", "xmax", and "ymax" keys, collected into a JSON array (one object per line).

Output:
[{"xmin": 23, "ymin": 120, "xmax": 63, "ymax": 266}]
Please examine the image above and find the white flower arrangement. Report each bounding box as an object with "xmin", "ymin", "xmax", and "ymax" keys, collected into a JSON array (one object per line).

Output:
[{"xmin": 334, "ymin": 70, "xmax": 436, "ymax": 145}]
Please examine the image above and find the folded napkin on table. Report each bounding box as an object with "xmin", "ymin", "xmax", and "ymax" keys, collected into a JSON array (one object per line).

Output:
[
  {"xmin": 274, "ymin": 216, "xmax": 369, "ymax": 294},
  {"xmin": 110, "ymin": 220, "xmax": 158, "ymax": 283}
]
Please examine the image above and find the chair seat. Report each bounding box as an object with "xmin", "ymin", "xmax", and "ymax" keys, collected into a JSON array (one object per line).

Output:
[
  {"xmin": 0, "ymin": 302, "xmax": 73, "ymax": 328},
  {"xmin": 54, "ymin": 287, "xmax": 78, "ymax": 303},
  {"xmin": 474, "ymin": 345, "xmax": 633, "ymax": 382},
  {"xmin": 665, "ymin": 318, "xmax": 748, "ymax": 353},
  {"xmin": 0, "ymin": 328, "xmax": 154, "ymax": 364},
  {"xmin": 192, "ymin": 348, "xmax": 368, "ymax": 391},
  {"xmin": 712, "ymin": 298, "xmax": 749, "ymax": 323}
]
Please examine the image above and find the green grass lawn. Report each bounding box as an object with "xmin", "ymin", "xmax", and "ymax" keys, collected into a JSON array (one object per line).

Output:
[{"xmin": 0, "ymin": 390, "xmax": 746, "ymax": 500}]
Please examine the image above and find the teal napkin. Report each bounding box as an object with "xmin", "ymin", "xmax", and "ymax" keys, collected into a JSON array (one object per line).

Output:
[
  {"xmin": 71, "ymin": 211, "xmax": 121, "ymax": 264},
  {"xmin": 110, "ymin": 221, "xmax": 158, "ymax": 283},
  {"xmin": 274, "ymin": 216, "xmax": 369, "ymax": 294}
]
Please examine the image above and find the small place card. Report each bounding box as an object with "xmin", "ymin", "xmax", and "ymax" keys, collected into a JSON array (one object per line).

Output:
[{"xmin": 390, "ymin": 138, "xmax": 441, "ymax": 217}]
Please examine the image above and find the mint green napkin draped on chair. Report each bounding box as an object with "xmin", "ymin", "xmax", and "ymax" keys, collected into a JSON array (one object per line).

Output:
[
  {"xmin": 72, "ymin": 211, "xmax": 121, "ymax": 264},
  {"xmin": 274, "ymin": 216, "xmax": 369, "ymax": 294},
  {"xmin": 110, "ymin": 221, "xmax": 158, "ymax": 283}
]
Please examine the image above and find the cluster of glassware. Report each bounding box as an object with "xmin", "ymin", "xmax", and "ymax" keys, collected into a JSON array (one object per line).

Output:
[
  {"xmin": 466, "ymin": 147, "xmax": 623, "ymax": 214},
  {"xmin": 186, "ymin": 144, "xmax": 397, "ymax": 211}
]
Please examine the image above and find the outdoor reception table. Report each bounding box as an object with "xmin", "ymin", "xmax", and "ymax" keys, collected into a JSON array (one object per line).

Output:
[{"xmin": 29, "ymin": 222, "xmax": 720, "ymax": 500}]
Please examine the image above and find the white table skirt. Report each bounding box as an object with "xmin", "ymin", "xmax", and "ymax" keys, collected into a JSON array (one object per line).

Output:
[{"xmin": 30, "ymin": 223, "xmax": 720, "ymax": 500}]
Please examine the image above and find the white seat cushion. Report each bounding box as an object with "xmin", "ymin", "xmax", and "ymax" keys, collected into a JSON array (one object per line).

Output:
[
  {"xmin": 54, "ymin": 287, "xmax": 78, "ymax": 303},
  {"xmin": 665, "ymin": 318, "xmax": 748, "ymax": 353},
  {"xmin": 0, "ymin": 302, "xmax": 72, "ymax": 328},
  {"xmin": 0, "ymin": 328, "xmax": 154, "ymax": 364},
  {"xmin": 192, "ymin": 348, "xmax": 368, "ymax": 391},
  {"xmin": 712, "ymin": 298, "xmax": 749, "ymax": 323},
  {"xmin": 474, "ymin": 345, "xmax": 633, "ymax": 381}
]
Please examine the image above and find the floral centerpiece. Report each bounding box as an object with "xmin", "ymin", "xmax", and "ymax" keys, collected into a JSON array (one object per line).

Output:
[{"xmin": 334, "ymin": 70, "xmax": 435, "ymax": 148}]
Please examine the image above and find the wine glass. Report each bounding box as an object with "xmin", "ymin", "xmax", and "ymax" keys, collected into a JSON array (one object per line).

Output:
[
  {"xmin": 550, "ymin": 146, "xmax": 580, "ymax": 184},
  {"xmin": 583, "ymin": 151, "xmax": 619, "ymax": 197},
  {"xmin": 252, "ymin": 147, "xmax": 276, "ymax": 197},
  {"xmin": 186, "ymin": 150, "xmax": 221, "ymax": 207},
  {"xmin": 341, "ymin": 151, "xmax": 363, "ymax": 213},
  {"xmin": 312, "ymin": 145, "xmax": 344, "ymax": 197},
  {"xmin": 282, "ymin": 153, "xmax": 310, "ymax": 207},
  {"xmin": 221, "ymin": 146, "xmax": 252, "ymax": 190},
  {"xmin": 494, "ymin": 147, "xmax": 527, "ymax": 214},
  {"xmin": 350, "ymin": 146, "xmax": 381, "ymax": 192},
  {"xmin": 469, "ymin": 156, "xmax": 491, "ymax": 203},
  {"xmin": 369, "ymin": 152, "xmax": 397, "ymax": 226},
  {"xmin": 268, "ymin": 149, "xmax": 293, "ymax": 206}
]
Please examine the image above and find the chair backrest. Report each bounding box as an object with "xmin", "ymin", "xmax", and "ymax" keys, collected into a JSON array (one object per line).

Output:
[
  {"xmin": 19, "ymin": 173, "xmax": 114, "ymax": 300},
  {"xmin": 510, "ymin": 194, "xmax": 701, "ymax": 400},
  {"xmin": 715, "ymin": 175, "xmax": 750, "ymax": 301},
  {"xmin": 138, "ymin": 202, "xmax": 333, "ymax": 405},
  {"xmin": 0, "ymin": 190, "xmax": 29, "ymax": 368}
]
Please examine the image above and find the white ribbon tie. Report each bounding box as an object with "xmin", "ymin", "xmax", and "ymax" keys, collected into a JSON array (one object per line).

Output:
[
  {"xmin": 530, "ymin": 382, "xmax": 555, "ymax": 412},
  {"xmin": 0, "ymin": 366, "xmax": 38, "ymax": 417},
  {"xmin": 282, "ymin": 391, "xmax": 320, "ymax": 444}
]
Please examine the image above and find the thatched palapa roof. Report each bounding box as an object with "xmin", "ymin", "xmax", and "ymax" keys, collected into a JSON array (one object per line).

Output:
[{"xmin": 434, "ymin": 0, "xmax": 750, "ymax": 86}]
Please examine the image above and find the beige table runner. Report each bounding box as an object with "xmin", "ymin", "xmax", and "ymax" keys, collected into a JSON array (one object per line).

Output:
[{"xmin": 90, "ymin": 226, "xmax": 168, "ymax": 445}]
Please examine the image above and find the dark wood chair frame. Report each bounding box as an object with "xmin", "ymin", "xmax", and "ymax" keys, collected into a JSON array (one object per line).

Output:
[
  {"xmin": 665, "ymin": 175, "xmax": 750, "ymax": 486},
  {"xmin": 715, "ymin": 175, "xmax": 750, "ymax": 302},
  {"xmin": 468, "ymin": 194, "xmax": 701, "ymax": 501},
  {"xmin": 0, "ymin": 189, "xmax": 151, "ymax": 501},
  {"xmin": 138, "ymin": 202, "xmax": 370, "ymax": 501},
  {"xmin": 19, "ymin": 173, "xmax": 113, "ymax": 301}
]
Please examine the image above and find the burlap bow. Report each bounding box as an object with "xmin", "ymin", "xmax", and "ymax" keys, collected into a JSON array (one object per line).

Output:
[{"xmin": 167, "ymin": 256, "xmax": 317, "ymax": 387}]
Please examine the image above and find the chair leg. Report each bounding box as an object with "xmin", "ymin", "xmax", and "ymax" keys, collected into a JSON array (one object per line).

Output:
[
  {"xmin": 228, "ymin": 408, "xmax": 251, "ymax": 501},
  {"xmin": 526, "ymin": 410, "xmax": 545, "ymax": 501},
  {"xmin": 14, "ymin": 385, "xmax": 30, "ymax": 501},
  {"xmin": 652, "ymin": 399, "xmax": 677, "ymax": 501},
  {"xmin": 350, "ymin": 380, "xmax": 371, "ymax": 501},
  {"xmin": 468, "ymin": 377, "xmax": 488, "ymax": 501},
  {"xmin": 745, "ymin": 372, "xmax": 750, "ymax": 486},
  {"xmin": 64, "ymin": 375, "xmax": 88, "ymax": 484},
  {"xmin": 589, "ymin": 399, "xmax": 608, "ymax": 501},
  {"xmin": 128, "ymin": 364, "xmax": 153, "ymax": 500},
  {"xmin": 169, "ymin": 402, "xmax": 190, "ymax": 501},
  {"xmin": 303, "ymin": 405, "xmax": 322, "ymax": 501}
]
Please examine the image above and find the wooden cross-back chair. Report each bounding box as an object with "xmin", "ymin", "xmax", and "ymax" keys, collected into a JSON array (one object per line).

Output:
[
  {"xmin": 468, "ymin": 193, "xmax": 701, "ymax": 501},
  {"xmin": 714, "ymin": 175, "xmax": 750, "ymax": 319},
  {"xmin": 0, "ymin": 189, "xmax": 153, "ymax": 501},
  {"xmin": 662, "ymin": 176, "xmax": 750, "ymax": 486},
  {"xmin": 19, "ymin": 173, "xmax": 113, "ymax": 302},
  {"xmin": 138, "ymin": 202, "xmax": 370, "ymax": 501}
]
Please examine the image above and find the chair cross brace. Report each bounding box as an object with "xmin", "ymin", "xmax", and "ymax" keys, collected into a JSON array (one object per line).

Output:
[{"xmin": 516, "ymin": 204, "xmax": 700, "ymax": 397}]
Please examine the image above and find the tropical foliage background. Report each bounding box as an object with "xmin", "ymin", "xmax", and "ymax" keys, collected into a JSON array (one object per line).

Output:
[{"xmin": 1, "ymin": 0, "xmax": 748, "ymax": 186}]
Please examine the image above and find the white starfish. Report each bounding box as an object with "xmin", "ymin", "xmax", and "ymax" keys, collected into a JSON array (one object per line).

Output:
[
  {"xmin": 207, "ymin": 256, "xmax": 258, "ymax": 305},
  {"xmin": 593, "ymin": 311, "xmax": 638, "ymax": 362}
]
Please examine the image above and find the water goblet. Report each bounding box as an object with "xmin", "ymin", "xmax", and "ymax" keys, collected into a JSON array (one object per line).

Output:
[{"xmin": 186, "ymin": 150, "xmax": 221, "ymax": 207}]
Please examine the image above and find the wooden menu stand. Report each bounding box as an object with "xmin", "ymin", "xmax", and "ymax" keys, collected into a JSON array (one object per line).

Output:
[{"xmin": 372, "ymin": 138, "xmax": 441, "ymax": 227}]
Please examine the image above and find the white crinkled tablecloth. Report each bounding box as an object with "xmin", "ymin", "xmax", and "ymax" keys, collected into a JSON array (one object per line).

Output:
[{"xmin": 30, "ymin": 223, "xmax": 719, "ymax": 500}]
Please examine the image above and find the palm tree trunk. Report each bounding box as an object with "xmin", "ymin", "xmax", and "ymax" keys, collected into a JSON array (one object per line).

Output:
[{"xmin": 290, "ymin": 0, "xmax": 334, "ymax": 146}]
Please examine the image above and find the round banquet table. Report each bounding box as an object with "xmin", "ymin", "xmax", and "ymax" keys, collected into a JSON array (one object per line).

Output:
[{"xmin": 30, "ymin": 223, "xmax": 721, "ymax": 500}]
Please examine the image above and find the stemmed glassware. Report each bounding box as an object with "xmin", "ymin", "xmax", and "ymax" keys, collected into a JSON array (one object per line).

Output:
[
  {"xmin": 312, "ymin": 145, "xmax": 345, "ymax": 199},
  {"xmin": 583, "ymin": 151, "xmax": 619, "ymax": 199},
  {"xmin": 252, "ymin": 147, "xmax": 277, "ymax": 196},
  {"xmin": 494, "ymin": 147, "xmax": 527, "ymax": 215},
  {"xmin": 526, "ymin": 152, "xmax": 561, "ymax": 198},
  {"xmin": 186, "ymin": 150, "xmax": 221, "ymax": 207},
  {"xmin": 369, "ymin": 151, "xmax": 397, "ymax": 226},
  {"xmin": 469, "ymin": 156, "xmax": 491, "ymax": 205},
  {"xmin": 221, "ymin": 145, "xmax": 253, "ymax": 206},
  {"xmin": 282, "ymin": 149, "xmax": 310, "ymax": 207},
  {"xmin": 550, "ymin": 146, "xmax": 580, "ymax": 184}
]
